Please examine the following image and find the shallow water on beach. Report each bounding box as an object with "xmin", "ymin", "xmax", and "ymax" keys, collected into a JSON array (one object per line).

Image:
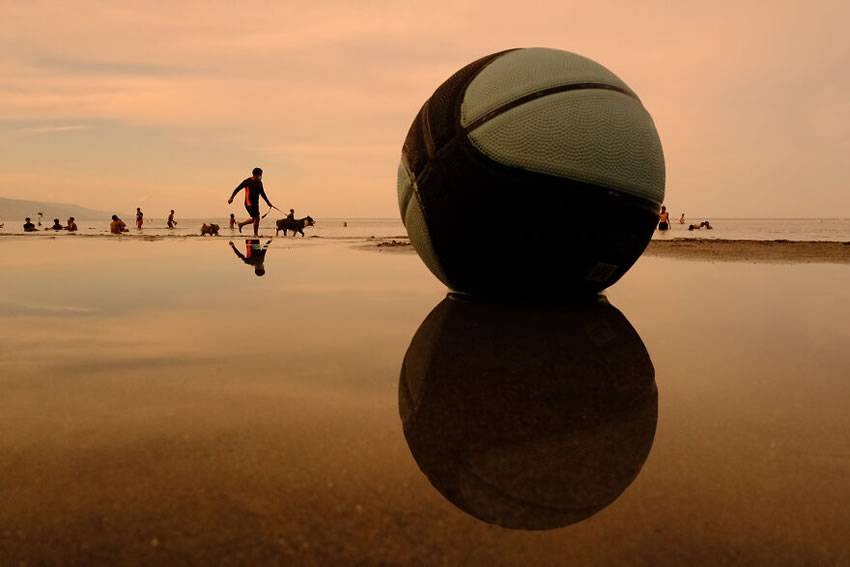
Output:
[{"xmin": 1, "ymin": 238, "xmax": 848, "ymax": 565}]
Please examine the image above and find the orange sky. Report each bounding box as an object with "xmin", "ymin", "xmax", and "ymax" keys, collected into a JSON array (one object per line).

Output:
[{"xmin": 0, "ymin": 0, "xmax": 848, "ymax": 218}]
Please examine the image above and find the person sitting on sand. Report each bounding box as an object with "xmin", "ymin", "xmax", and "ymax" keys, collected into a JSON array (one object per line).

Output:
[
  {"xmin": 23, "ymin": 217, "xmax": 38, "ymax": 232},
  {"xmin": 167, "ymin": 209, "xmax": 177, "ymax": 228},
  {"xmin": 110, "ymin": 214, "xmax": 129, "ymax": 234},
  {"xmin": 229, "ymin": 213, "xmax": 236, "ymax": 229},
  {"xmin": 658, "ymin": 206, "xmax": 670, "ymax": 231},
  {"xmin": 65, "ymin": 217, "xmax": 77, "ymax": 232},
  {"xmin": 229, "ymin": 239, "xmax": 271, "ymax": 277}
]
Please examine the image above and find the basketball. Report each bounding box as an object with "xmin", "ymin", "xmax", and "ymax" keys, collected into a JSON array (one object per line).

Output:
[{"xmin": 398, "ymin": 48, "xmax": 665, "ymax": 297}]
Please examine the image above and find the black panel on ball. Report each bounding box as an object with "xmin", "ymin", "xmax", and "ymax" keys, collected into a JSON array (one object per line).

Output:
[{"xmin": 420, "ymin": 137, "xmax": 659, "ymax": 297}]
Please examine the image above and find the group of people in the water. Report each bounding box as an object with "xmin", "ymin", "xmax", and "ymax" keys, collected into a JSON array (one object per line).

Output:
[
  {"xmin": 657, "ymin": 206, "xmax": 713, "ymax": 232},
  {"xmin": 20, "ymin": 216, "xmax": 78, "ymax": 232}
]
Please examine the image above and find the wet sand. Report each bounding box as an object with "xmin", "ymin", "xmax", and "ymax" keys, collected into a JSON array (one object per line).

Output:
[
  {"xmin": 364, "ymin": 237, "xmax": 850, "ymax": 264},
  {"xmin": 645, "ymin": 238, "xmax": 850, "ymax": 263},
  {"xmin": 1, "ymin": 238, "xmax": 849, "ymax": 565}
]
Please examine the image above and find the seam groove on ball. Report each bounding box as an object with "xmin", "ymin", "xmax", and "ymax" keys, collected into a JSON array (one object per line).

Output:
[
  {"xmin": 422, "ymin": 103, "xmax": 437, "ymax": 159},
  {"xmin": 463, "ymin": 83, "xmax": 639, "ymax": 132}
]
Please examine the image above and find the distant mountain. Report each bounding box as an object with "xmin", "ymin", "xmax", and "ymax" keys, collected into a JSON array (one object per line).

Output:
[{"xmin": 0, "ymin": 197, "xmax": 118, "ymax": 221}]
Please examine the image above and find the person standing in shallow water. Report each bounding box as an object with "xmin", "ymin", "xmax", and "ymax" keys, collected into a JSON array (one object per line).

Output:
[
  {"xmin": 228, "ymin": 167, "xmax": 275, "ymax": 237},
  {"xmin": 135, "ymin": 208, "xmax": 144, "ymax": 229},
  {"xmin": 658, "ymin": 206, "xmax": 670, "ymax": 231},
  {"xmin": 679, "ymin": 212, "xmax": 685, "ymax": 224},
  {"xmin": 229, "ymin": 214, "xmax": 236, "ymax": 230},
  {"xmin": 167, "ymin": 210, "xmax": 177, "ymax": 228}
]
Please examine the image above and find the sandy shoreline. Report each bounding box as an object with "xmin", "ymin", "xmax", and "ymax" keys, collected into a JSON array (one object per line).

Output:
[
  {"xmin": 363, "ymin": 237, "xmax": 850, "ymax": 264},
  {"xmin": 3, "ymin": 232, "xmax": 850, "ymax": 264},
  {"xmin": 645, "ymin": 238, "xmax": 850, "ymax": 263}
]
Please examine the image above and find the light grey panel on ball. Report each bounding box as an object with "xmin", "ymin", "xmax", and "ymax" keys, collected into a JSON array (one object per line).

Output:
[
  {"xmin": 467, "ymin": 89, "xmax": 665, "ymax": 204},
  {"xmin": 403, "ymin": 189, "xmax": 452, "ymax": 289},
  {"xmin": 461, "ymin": 48, "xmax": 636, "ymax": 127},
  {"xmin": 397, "ymin": 160, "xmax": 413, "ymax": 217}
]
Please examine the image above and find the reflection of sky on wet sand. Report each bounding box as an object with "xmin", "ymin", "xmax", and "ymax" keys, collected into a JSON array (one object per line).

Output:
[{"xmin": 1, "ymin": 238, "xmax": 849, "ymax": 564}]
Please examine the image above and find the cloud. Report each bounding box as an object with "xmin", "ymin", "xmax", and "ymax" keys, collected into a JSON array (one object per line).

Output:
[{"xmin": 17, "ymin": 124, "xmax": 93, "ymax": 134}]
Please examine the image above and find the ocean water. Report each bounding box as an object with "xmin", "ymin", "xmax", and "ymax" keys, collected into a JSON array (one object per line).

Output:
[
  {"xmin": 2, "ymin": 216, "xmax": 849, "ymax": 241},
  {"xmin": 650, "ymin": 217, "xmax": 850, "ymax": 241}
]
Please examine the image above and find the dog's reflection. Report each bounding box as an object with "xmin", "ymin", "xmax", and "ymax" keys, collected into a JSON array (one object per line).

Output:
[
  {"xmin": 399, "ymin": 294, "xmax": 657, "ymax": 530},
  {"xmin": 229, "ymin": 239, "xmax": 271, "ymax": 277}
]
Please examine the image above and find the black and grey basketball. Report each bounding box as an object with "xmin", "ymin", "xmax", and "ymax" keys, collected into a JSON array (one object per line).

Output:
[{"xmin": 398, "ymin": 48, "xmax": 665, "ymax": 298}]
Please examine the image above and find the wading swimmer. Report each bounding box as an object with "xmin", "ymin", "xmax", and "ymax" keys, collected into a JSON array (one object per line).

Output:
[
  {"xmin": 229, "ymin": 213, "xmax": 236, "ymax": 230},
  {"xmin": 65, "ymin": 217, "xmax": 77, "ymax": 231},
  {"xmin": 110, "ymin": 214, "xmax": 129, "ymax": 234},
  {"xmin": 658, "ymin": 206, "xmax": 670, "ymax": 231},
  {"xmin": 228, "ymin": 167, "xmax": 275, "ymax": 237},
  {"xmin": 48, "ymin": 218, "xmax": 63, "ymax": 231},
  {"xmin": 23, "ymin": 217, "xmax": 38, "ymax": 232},
  {"xmin": 135, "ymin": 208, "xmax": 144, "ymax": 229},
  {"xmin": 167, "ymin": 210, "xmax": 177, "ymax": 228}
]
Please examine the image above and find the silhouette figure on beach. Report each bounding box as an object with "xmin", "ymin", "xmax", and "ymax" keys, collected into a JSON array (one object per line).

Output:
[
  {"xmin": 228, "ymin": 167, "xmax": 276, "ymax": 236},
  {"xmin": 229, "ymin": 239, "xmax": 272, "ymax": 276},
  {"xmin": 167, "ymin": 210, "xmax": 177, "ymax": 228}
]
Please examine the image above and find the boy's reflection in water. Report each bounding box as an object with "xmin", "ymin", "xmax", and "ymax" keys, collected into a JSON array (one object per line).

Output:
[{"xmin": 229, "ymin": 239, "xmax": 272, "ymax": 277}]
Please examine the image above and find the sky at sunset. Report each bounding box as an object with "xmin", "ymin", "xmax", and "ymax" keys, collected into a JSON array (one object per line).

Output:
[{"xmin": 1, "ymin": 0, "xmax": 848, "ymax": 218}]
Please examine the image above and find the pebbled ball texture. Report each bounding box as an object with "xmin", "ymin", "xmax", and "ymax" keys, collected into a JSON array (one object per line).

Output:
[{"xmin": 398, "ymin": 48, "xmax": 665, "ymax": 298}]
